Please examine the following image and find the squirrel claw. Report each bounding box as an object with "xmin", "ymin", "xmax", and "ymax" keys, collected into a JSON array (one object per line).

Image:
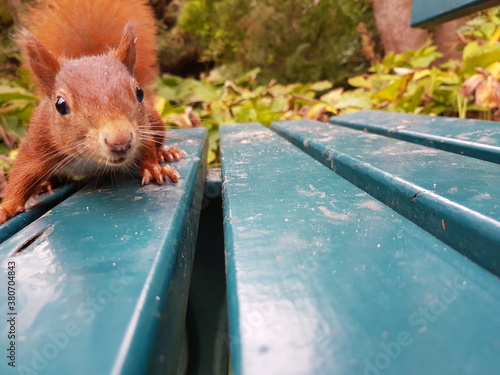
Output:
[
  {"xmin": 141, "ymin": 169, "xmax": 153, "ymax": 185},
  {"xmin": 161, "ymin": 165, "xmax": 180, "ymax": 183},
  {"xmin": 158, "ymin": 146, "xmax": 186, "ymax": 163},
  {"xmin": 140, "ymin": 163, "xmax": 180, "ymax": 185},
  {"xmin": 36, "ymin": 181, "xmax": 54, "ymax": 195}
]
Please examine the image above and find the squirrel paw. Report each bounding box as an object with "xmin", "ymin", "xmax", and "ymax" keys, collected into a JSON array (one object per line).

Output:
[
  {"xmin": 0, "ymin": 208, "xmax": 10, "ymax": 225},
  {"xmin": 0, "ymin": 206, "xmax": 19, "ymax": 225},
  {"xmin": 140, "ymin": 163, "xmax": 180, "ymax": 185},
  {"xmin": 157, "ymin": 146, "xmax": 187, "ymax": 163},
  {"xmin": 36, "ymin": 181, "xmax": 54, "ymax": 195}
]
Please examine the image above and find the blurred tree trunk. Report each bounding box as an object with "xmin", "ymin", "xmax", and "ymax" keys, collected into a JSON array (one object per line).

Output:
[{"xmin": 372, "ymin": 0, "xmax": 467, "ymax": 62}]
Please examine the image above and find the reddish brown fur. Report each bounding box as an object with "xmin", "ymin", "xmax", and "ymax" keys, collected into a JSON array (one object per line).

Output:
[
  {"xmin": 0, "ymin": 0, "xmax": 184, "ymax": 223},
  {"xmin": 17, "ymin": 30, "xmax": 61, "ymax": 97},
  {"xmin": 22, "ymin": 0, "xmax": 158, "ymax": 87}
]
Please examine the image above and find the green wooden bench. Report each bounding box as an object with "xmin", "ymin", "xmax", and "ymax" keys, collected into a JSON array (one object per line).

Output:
[
  {"xmin": 0, "ymin": 128, "xmax": 208, "ymax": 374},
  {"xmin": 2, "ymin": 1, "xmax": 500, "ymax": 375},
  {"xmin": 221, "ymin": 117, "xmax": 500, "ymax": 375},
  {"xmin": 411, "ymin": 0, "xmax": 500, "ymax": 27},
  {"xmin": 221, "ymin": 1, "xmax": 500, "ymax": 374}
]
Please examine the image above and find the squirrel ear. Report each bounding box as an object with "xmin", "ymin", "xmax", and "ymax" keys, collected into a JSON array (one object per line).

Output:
[
  {"xmin": 16, "ymin": 30, "xmax": 60, "ymax": 96},
  {"xmin": 113, "ymin": 22, "xmax": 138, "ymax": 77}
]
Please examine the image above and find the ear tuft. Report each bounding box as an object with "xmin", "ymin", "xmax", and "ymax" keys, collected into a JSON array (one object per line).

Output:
[
  {"xmin": 16, "ymin": 29, "xmax": 61, "ymax": 97},
  {"xmin": 112, "ymin": 22, "xmax": 138, "ymax": 77}
]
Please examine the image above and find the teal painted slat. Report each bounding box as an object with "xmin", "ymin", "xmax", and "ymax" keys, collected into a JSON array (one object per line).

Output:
[
  {"xmin": 0, "ymin": 128, "xmax": 207, "ymax": 375},
  {"xmin": 272, "ymin": 120, "xmax": 500, "ymax": 276},
  {"xmin": 411, "ymin": 0, "xmax": 500, "ymax": 28},
  {"xmin": 220, "ymin": 123, "xmax": 500, "ymax": 375},
  {"xmin": 330, "ymin": 110, "xmax": 500, "ymax": 164},
  {"xmin": 0, "ymin": 182, "xmax": 80, "ymax": 244}
]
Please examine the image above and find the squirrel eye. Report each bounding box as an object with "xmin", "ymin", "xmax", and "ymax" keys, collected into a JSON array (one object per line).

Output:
[
  {"xmin": 136, "ymin": 86, "xmax": 144, "ymax": 103},
  {"xmin": 55, "ymin": 96, "xmax": 70, "ymax": 115}
]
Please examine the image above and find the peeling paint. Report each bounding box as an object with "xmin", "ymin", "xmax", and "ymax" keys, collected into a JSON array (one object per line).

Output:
[
  {"xmin": 317, "ymin": 206, "xmax": 350, "ymax": 221},
  {"xmin": 474, "ymin": 193, "xmax": 491, "ymax": 200}
]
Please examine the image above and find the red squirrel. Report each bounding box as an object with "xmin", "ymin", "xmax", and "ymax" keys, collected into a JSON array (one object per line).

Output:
[{"xmin": 0, "ymin": 0, "xmax": 185, "ymax": 224}]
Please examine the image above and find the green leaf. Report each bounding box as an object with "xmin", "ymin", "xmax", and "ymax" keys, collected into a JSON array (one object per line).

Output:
[
  {"xmin": 0, "ymin": 92, "xmax": 38, "ymax": 103},
  {"xmin": 462, "ymin": 42, "xmax": 500, "ymax": 74},
  {"xmin": 463, "ymin": 41, "xmax": 481, "ymax": 59},
  {"xmin": 411, "ymin": 46, "xmax": 442, "ymax": 68},
  {"xmin": 320, "ymin": 88, "xmax": 344, "ymax": 105},
  {"xmin": 207, "ymin": 148, "xmax": 216, "ymax": 164},
  {"xmin": 289, "ymin": 83, "xmax": 315, "ymax": 95},
  {"xmin": 234, "ymin": 68, "xmax": 261, "ymax": 86},
  {"xmin": 292, "ymin": 94, "xmax": 319, "ymax": 105},
  {"xmin": 267, "ymin": 84, "xmax": 291, "ymax": 96},
  {"xmin": 270, "ymin": 97, "xmax": 289, "ymax": 112},
  {"xmin": 157, "ymin": 85, "xmax": 180, "ymax": 102},
  {"xmin": 348, "ymin": 75, "xmax": 372, "ymax": 88},
  {"xmin": 208, "ymin": 127, "xmax": 220, "ymax": 143},
  {"xmin": 191, "ymin": 80, "xmax": 224, "ymax": 102},
  {"xmin": 372, "ymin": 75, "xmax": 412, "ymax": 103},
  {"xmin": 372, "ymin": 80, "xmax": 400, "ymax": 102},
  {"xmin": 480, "ymin": 22, "xmax": 496, "ymax": 39},
  {"xmin": 398, "ymin": 85, "xmax": 424, "ymax": 113},
  {"xmin": 333, "ymin": 93, "xmax": 372, "ymax": 110},
  {"xmin": 310, "ymin": 80, "xmax": 333, "ymax": 91},
  {"xmin": 160, "ymin": 74, "xmax": 184, "ymax": 86},
  {"xmin": 0, "ymin": 84, "xmax": 39, "ymax": 104}
]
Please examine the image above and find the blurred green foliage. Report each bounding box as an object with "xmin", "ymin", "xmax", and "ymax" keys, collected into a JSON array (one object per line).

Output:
[
  {"xmin": 340, "ymin": 6, "xmax": 500, "ymax": 120},
  {"xmin": 155, "ymin": 68, "xmax": 335, "ymax": 164},
  {"xmin": 0, "ymin": 77, "xmax": 37, "ymax": 175},
  {"xmin": 178, "ymin": 0, "xmax": 376, "ymax": 85},
  {"xmin": 0, "ymin": 0, "xmax": 21, "ymax": 79},
  {"xmin": 155, "ymin": 6, "xmax": 500, "ymax": 166}
]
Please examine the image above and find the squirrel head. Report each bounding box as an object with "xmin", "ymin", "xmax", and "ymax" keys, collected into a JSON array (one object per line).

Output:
[{"xmin": 17, "ymin": 23, "xmax": 152, "ymax": 173}]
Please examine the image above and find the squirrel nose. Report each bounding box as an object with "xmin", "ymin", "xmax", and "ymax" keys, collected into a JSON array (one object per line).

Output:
[{"xmin": 105, "ymin": 133, "xmax": 133, "ymax": 154}]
